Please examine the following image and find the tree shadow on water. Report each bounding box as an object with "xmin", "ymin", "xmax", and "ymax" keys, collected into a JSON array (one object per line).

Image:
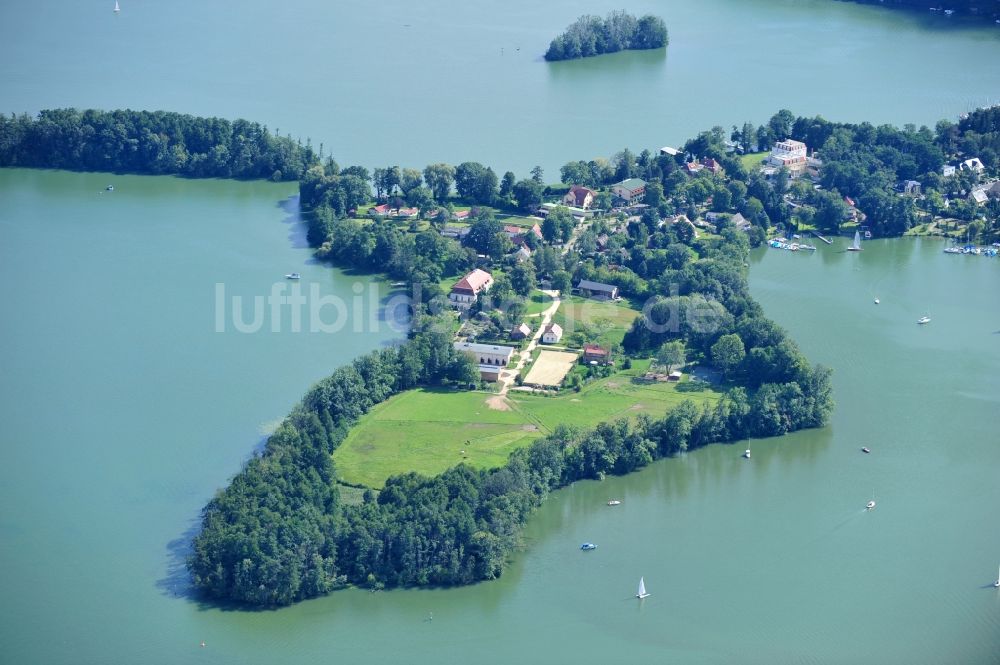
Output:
[
  {"xmin": 156, "ymin": 516, "xmax": 200, "ymax": 602},
  {"xmin": 277, "ymin": 194, "xmax": 310, "ymax": 250},
  {"xmin": 156, "ymin": 435, "xmax": 285, "ymax": 612}
]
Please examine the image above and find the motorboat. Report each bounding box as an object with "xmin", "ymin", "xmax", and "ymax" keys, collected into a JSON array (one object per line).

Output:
[
  {"xmin": 285, "ymin": 273, "xmax": 301, "ymax": 280},
  {"xmin": 861, "ymin": 447, "xmax": 871, "ymax": 454},
  {"xmin": 847, "ymin": 230, "xmax": 863, "ymax": 251},
  {"xmin": 580, "ymin": 542, "xmax": 597, "ymax": 551},
  {"xmin": 917, "ymin": 316, "xmax": 930, "ymax": 324},
  {"xmin": 874, "ymin": 298, "xmax": 880, "ymax": 304},
  {"xmin": 106, "ymin": 184, "xmax": 114, "ymax": 191},
  {"xmin": 607, "ymin": 499, "xmax": 621, "ymax": 506}
]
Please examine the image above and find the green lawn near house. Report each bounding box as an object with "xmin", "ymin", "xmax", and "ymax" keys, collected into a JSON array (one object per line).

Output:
[
  {"xmin": 497, "ymin": 214, "xmax": 542, "ymax": 228},
  {"xmin": 550, "ymin": 295, "xmax": 642, "ymax": 348},
  {"xmin": 524, "ymin": 289, "xmax": 556, "ymax": 317},
  {"xmin": 333, "ymin": 363, "xmax": 722, "ymax": 489},
  {"xmin": 509, "ymin": 360, "xmax": 721, "ymax": 431},
  {"xmin": 739, "ymin": 151, "xmax": 768, "ymax": 173}
]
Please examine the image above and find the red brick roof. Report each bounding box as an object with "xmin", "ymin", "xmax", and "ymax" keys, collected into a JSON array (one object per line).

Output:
[
  {"xmin": 452, "ymin": 268, "xmax": 493, "ymax": 294},
  {"xmin": 567, "ymin": 185, "xmax": 596, "ymax": 207},
  {"xmin": 583, "ymin": 344, "xmax": 608, "ymax": 356}
]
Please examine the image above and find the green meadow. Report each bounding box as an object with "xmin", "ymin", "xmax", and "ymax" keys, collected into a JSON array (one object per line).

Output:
[{"xmin": 333, "ymin": 362, "xmax": 721, "ymax": 488}]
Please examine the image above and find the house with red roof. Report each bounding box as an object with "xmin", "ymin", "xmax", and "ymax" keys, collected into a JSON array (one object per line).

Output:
[
  {"xmin": 449, "ymin": 269, "xmax": 494, "ymax": 308},
  {"xmin": 562, "ymin": 185, "xmax": 596, "ymax": 210},
  {"xmin": 583, "ymin": 344, "xmax": 610, "ymax": 364},
  {"xmin": 702, "ymin": 157, "xmax": 724, "ymax": 176}
]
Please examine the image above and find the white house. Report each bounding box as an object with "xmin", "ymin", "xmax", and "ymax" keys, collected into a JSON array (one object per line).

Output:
[
  {"xmin": 961, "ymin": 157, "xmax": 985, "ymax": 173},
  {"xmin": 942, "ymin": 164, "xmax": 957, "ymax": 177},
  {"xmin": 449, "ymin": 269, "xmax": 494, "ymax": 308},
  {"xmin": 767, "ymin": 139, "xmax": 808, "ymax": 176},
  {"xmin": 541, "ymin": 323, "xmax": 563, "ymax": 344}
]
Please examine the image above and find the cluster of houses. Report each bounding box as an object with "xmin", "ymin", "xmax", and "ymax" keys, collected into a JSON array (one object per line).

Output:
[{"xmin": 446, "ymin": 267, "xmax": 616, "ymax": 383}]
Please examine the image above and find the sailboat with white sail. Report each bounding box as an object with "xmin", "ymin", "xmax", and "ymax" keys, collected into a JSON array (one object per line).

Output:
[
  {"xmin": 636, "ymin": 577, "xmax": 650, "ymax": 599},
  {"xmin": 847, "ymin": 230, "xmax": 863, "ymax": 251},
  {"xmin": 994, "ymin": 565, "xmax": 999, "ymax": 588},
  {"xmin": 114, "ymin": 0, "xmax": 120, "ymax": 12}
]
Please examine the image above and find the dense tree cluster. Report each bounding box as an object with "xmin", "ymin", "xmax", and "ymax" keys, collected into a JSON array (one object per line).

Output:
[
  {"xmin": 188, "ymin": 326, "xmax": 482, "ymax": 605},
  {"xmin": 0, "ymin": 109, "xmax": 316, "ymax": 180},
  {"xmin": 544, "ymin": 11, "xmax": 668, "ymax": 61}
]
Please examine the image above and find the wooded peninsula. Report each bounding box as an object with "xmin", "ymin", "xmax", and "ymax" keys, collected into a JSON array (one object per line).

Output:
[{"xmin": 2, "ymin": 105, "xmax": 998, "ymax": 606}]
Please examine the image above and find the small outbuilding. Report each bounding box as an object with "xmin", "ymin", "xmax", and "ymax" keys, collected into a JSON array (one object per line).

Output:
[
  {"xmin": 541, "ymin": 323, "xmax": 563, "ymax": 344},
  {"xmin": 510, "ymin": 323, "xmax": 531, "ymax": 340}
]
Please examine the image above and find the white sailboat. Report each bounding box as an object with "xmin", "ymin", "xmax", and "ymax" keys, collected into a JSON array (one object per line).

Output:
[
  {"xmin": 744, "ymin": 438, "xmax": 751, "ymax": 459},
  {"xmin": 994, "ymin": 565, "xmax": 999, "ymax": 588},
  {"xmin": 847, "ymin": 230, "xmax": 863, "ymax": 251},
  {"xmin": 114, "ymin": 0, "xmax": 120, "ymax": 12},
  {"xmin": 636, "ymin": 577, "xmax": 650, "ymax": 599}
]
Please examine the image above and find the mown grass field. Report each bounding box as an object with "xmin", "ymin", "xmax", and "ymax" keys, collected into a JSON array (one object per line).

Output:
[
  {"xmin": 333, "ymin": 362, "xmax": 722, "ymax": 488},
  {"xmin": 334, "ymin": 388, "xmax": 542, "ymax": 488}
]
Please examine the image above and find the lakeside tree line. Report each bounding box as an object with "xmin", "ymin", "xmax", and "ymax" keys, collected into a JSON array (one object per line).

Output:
[
  {"xmin": 0, "ymin": 109, "xmax": 316, "ymax": 180},
  {"xmin": 187, "ymin": 220, "xmax": 833, "ymax": 605},
  {"xmin": 544, "ymin": 11, "xmax": 668, "ymax": 61}
]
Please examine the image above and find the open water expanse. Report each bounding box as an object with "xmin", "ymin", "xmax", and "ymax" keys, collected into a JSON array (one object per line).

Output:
[
  {"xmin": 2, "ymin": 0, "xmax": 1000, "ymax": 662},
  {"xmin": 2, "ymin": 0, "xmax": 1000, "ymax": 177}
]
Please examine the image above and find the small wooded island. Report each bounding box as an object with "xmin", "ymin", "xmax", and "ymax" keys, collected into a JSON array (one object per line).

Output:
[{"xmin": 544, "ymin": 11, "xmax": 668, "ymax": 62}]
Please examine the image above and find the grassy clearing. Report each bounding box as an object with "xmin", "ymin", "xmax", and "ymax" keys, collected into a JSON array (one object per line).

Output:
[
  {"xmin": 333, "ymin": 364, "xmax": 723, "ymax": 488},
  {"xmin": 510, "ymin": 360, "xmax": 721, "ymax": 431},
  {"xmin": 524, "ymin": 290, "xmax": 556, "ymax": 317},
  {"xmin": 334, "ymin": 388, "xmax": 541, "ymax": 488},
  {"xmin": 497, "ymin": 214, "xmax": 542, "ymax": 228},
  {"xmin": 550, "ymin": 295, "xmax": 642, "ymax": 348},
  {"xmin": 739, "ymin": 151, "xmax": 768, "ymax": 173}
]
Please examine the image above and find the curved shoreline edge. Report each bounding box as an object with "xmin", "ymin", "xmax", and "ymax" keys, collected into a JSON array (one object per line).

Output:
[{"xmin": 5, "ymin": 104, "xmax": 998, "ymax": 607}]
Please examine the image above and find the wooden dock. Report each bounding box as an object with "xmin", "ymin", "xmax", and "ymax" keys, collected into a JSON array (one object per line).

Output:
[{"xmin": 813, "ymin": 232, "xmax": 832, "ymax": 245}]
